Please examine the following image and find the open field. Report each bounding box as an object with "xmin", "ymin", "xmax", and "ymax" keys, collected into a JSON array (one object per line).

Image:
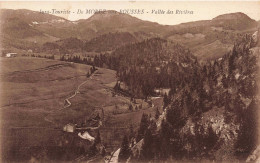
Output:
[{"xmin": 0, "ymin": 57, "xmax": 162, "ymax": 161}]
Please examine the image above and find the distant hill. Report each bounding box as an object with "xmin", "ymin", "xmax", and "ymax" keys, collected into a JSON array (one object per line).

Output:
[
  {"xmin": 211, "ymin": 12, "xmax": 257, "ymax": 30},
  {"xmin": 165, "ymin": 12, "xmax": 258, "ymax": 61},
  {"xmin": 1, "ymin": 9, "xmax": 259, "ymax": 60},
  {"xmin": 42, "ymin": 32, "xmax": 140, "ymax": 53},
  {"xmin": 0, "ymin": 9, "xmax": 68, "ymax": 23},
  {"xmin": 2, "ymin": 17, "xmax": 43, "ymax": 38},
  {"xmin": 0, "ymin": 9, "xmax": 70, "ymax": 38},
  {"xmin": 0, "ymin": 9, "xmax": 67, "ymax": 51},
  {"xmin": 84, "ymin": 32, "xmax": 138, "ymax": 52},
  {"xmin": 75, "ymin": 10, "xmax": 168, "ymax": 39},
  {"xmin": 56, "ymin": 37, "xmax": 85, "ymax": 50}
]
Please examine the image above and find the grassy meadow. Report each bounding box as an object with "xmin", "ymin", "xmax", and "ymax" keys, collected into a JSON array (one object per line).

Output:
[{"xmin": 0, "ymin": 56, "xmax": 162, "ymax": 161}]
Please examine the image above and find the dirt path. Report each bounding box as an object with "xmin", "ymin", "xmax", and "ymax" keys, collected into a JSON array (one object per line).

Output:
[
  {"xmin": 44, "ymin": 68, "xmax": 108, "ymax": 128},
  {"xmin": 63, "ymin": 71, "xmax": 96, "ymax": 109},
  {"xmin": 43, "ymin": 69, "xmax": 97, "ymax": 125}
]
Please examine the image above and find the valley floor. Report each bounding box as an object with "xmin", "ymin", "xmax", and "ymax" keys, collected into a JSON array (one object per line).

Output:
[{"xmin": 0, "ymin": 57, "xmax": 162, "ymax": 162}]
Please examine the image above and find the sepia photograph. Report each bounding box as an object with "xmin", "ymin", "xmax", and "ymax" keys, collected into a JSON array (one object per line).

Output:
[{"xmin": 0, "ymin": 1, "xmax": 260, "ymax": 162}]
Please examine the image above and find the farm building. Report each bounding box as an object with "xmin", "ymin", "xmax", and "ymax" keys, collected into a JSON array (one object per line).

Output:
[
  {"xmin": 27, "ymin": 49, "xmax": 33, "ymax": 53},
  {"xmin": 154, "ymin": 88, "xmax": 170, "ymax": 96},
  {"xmin": 5, "ymin": 53, "xmax": 17, "ymax": 57},
  {"xmin": 78, "ymin": 131, "xmax": 95, "ymax": 141},
  {"xmin": 63, "ymin": 123, "xmax": 76, "ymax": 133}
]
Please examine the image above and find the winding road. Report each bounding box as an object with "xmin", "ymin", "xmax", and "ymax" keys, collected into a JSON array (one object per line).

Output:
[
  {"xmin": 63, "ymin": 70, "xmax": 96, "ymax": 109},
  {"xmin": 44, "ymin": 69, "xmax": 98, "ymax": 124}
]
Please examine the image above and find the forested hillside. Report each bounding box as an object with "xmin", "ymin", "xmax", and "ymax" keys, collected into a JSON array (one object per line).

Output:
[
  {"xmin": 118, "ymin": 31, "xmax": 260, "ymax": 162},
  {"xmin": 112, "ymin": 38, "xmax": 198, "ymax": 98},
  {"xmin": 83, "ymin": 32, "xmax": 138, "ymax": 52}
]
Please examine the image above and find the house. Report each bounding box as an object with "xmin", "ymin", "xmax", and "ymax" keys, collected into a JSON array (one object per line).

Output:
[
  {"xmin": 63, "ymin": 123, "xmax": 76, "ymax": 133},
  {"xmin": 6, "ymin": 53, "xmax": 17, "ymax": 57},
  {"xmin": 154, "ymin": 88, "xmax": 170, "ymax": 96},
  {"xmin": 78, "ymin": 131, "xmax": 95, "ymax": 141},
  {"xmin": 28, "ymin": 49, "xmax": 33, "ymax": 53}
]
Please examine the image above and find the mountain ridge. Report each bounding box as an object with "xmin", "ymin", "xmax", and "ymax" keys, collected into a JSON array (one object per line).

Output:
[
  {"xmin": 1, "ymin": 9, "xmax": 259, "ymax": 61},
  {"xmin": 1, "ymin": 9, "xmax": 257, "ymax": 26}
]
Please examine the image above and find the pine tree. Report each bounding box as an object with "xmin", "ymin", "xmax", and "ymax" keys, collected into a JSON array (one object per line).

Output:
[
  {"xmin": 86, "ymin": 72, "xmax": 90, "ymax": 78},
  {"xmin": 129, "ymin": 124, "xmax": 135, "ymax": 139},
  {"xmin": 114, "ymin": 81, "xmax": 120, "ymax": 91},
  {"xmin": 129, "ymin": 105, "xmax": 133, "ymax": 111},
  {"xmin": 89, "ymin": 144, "xmax": 98, "ymax": 157},
  {"xmin": 137, "ymin": 113, "xmax": 149, "ymax": 141},
  {"xmin": 163, "ymin": 93, "xmax": 169, "ymax": 108},
  {"xmin": 155, "ymin": 107, "xmax": 160, "ymax": 119},
  {"xmin": 236, "ymin": 99, "xmax": 258, "ymax": 155},
  {"xmin": 228, "ymin": 46, "xmax": 237, "ymax": 75},
  {"xmin": 141, "ymin": 128, "xmax": 154, "ymax": 160},
  {"xmin": 119, "ymin": 135, "xmax": 131, "ymax": 162},
  {"xmin": 60, "ymin": 55, "xmax": 65, "ymax": 61},
  {"xmin": 101, "ymin": 147, "xmax": 106, "ymax": 156},
  {"xmin": 94, "ymin": 130, "xmax": 101, "ymax": 145},
  {"xmin": 139, "ymin": 104, "xmax": 142, "ymax": 110}
]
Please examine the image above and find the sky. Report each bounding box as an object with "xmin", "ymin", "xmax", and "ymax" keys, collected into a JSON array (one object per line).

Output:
[{"xmin": 0, "ymin": 1, "xmax": 260, "ymax": 25}]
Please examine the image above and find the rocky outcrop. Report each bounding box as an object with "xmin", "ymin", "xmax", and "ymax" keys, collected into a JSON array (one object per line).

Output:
[{"xmin": 246, "ymin": 146, "xmax": 260, "ymax": 162}]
